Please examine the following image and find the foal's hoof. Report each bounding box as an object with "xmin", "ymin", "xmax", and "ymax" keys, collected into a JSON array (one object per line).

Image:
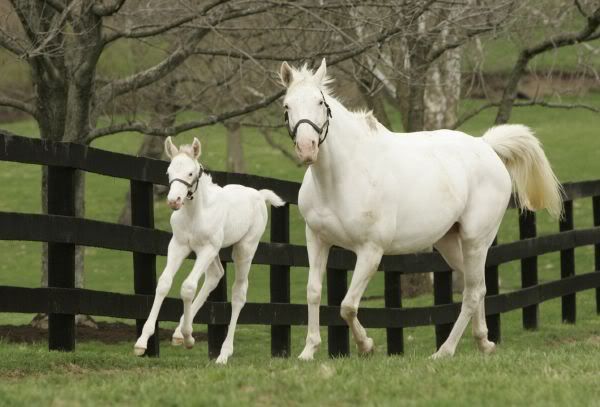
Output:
[
  {"xmin": 358, "ymin": 337, "xmax": 374, "ymax": 356},
  {"xmin": 184, "ymin": 336, "xmax": 195, "ymax": 349},
  {"xmin": 477, "ymin": 339, "xmax": 496, "ymax": 355},
  {"xmin": 133, "ymin": 346, "xmax": 146, "ymax": 357}
]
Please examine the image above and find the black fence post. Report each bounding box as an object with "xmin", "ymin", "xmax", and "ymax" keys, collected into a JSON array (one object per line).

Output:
[
  {"xmin": 130, "ymin": 180, "xmax": 159, "ymax": 357},
  {"xmin": 485, "ymin": 238, "xmax": 501, "ymax": 343},
  {"xmin": 207, "ymin": 261, "xmax": 228, "ymax": 359},
  {"xmin": 433, "ymin": 269, "xmax": 453, "ymax": 350},
  {"xmin": 327, "ymin": 267, "xmax": 349, "ymax": 357},
  {"xmin": 560, "ymin": 200, "xmax": 576, "ymax": 323},
  {"xmin": 384, "ymin": 271, "xmax": 403, "ymax": 355},
  {"xmin": 47, "ymin": 166, "xmax": 76, "ymax": 352},
  {"xmin": 519, "ymin": 210, "xmax": 538, "ymax": 330},
  {"xmin": 270, "ymin": 204, "xmax": 291, "ymax": 357},
  {"xmin": 594, "ymin": 196, "xmax": 600, "ymax": 315}
]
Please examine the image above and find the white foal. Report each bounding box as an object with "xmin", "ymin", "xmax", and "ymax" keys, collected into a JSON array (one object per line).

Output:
[
  {"xmin": 134, "ymin": 137, "xmax": 284, "ymax": 364},
  {"xmin": 279, "ymin": 59, "xmax": 563, "ymax": 360}
]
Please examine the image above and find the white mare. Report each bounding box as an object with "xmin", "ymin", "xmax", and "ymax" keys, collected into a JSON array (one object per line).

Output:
[
  {"xmin": 134, "ymin": 137, "xmax": 284, "ymax": 364},
  {"xmin": 280, "ymin": 59, "xmax": 563, "ymax": 360}
]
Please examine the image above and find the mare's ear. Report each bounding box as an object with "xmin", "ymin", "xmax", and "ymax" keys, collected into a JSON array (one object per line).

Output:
[
  {"xmin": 313, "ymin": 58, "xmax": 327, "ymax": 85},
  {"xmin": 279, "ymin": 61, "xmax": 294, "ymax": 88},
  {"xmin": 164, "ymin": 136, "xmax": 178, "ymax": 159},
  {"xmin": 191, "ymin": 137, "xmax": 202, "ymax": 159}
]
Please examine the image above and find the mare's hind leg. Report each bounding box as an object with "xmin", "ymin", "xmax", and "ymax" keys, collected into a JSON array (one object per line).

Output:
[
  {"xmin": 432, "ymin": 234, "xmax": 495, "ymax": 359},
  {"xmin": 215, "ymin": 240, "xmax": 256, "ymax": 365},
  {"xmin": 434, "ymin": 228, "xmax": 494, "ymax": 354},
  {"xmin": 340, "ymin": 245, "xmax": 383, "ymax": 355}
]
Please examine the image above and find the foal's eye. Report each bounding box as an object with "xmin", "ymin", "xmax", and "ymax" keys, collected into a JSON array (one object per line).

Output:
[{"xmin": 284, "ymin": 104, "xmax": 289, "ymax": 110}]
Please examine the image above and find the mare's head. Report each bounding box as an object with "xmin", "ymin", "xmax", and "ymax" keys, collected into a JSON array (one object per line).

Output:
[
  {"xmin": 280, "ymin": 58, "xmax": 332, "ymax": 165},
  {"xmin": 164, "ymin": 137, "xmax": 203, "ymax": 210}
]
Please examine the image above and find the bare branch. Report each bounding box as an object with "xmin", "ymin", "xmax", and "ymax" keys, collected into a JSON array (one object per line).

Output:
[
  {"xmin": 102, "ymin": 0, "xmax": 231, "ymax": 44},
  {"xmin": 454, "ymin": 100, "xmax": 599, "ymax": 129},
  {"xmin": 0, "ymin": 94, "xmax": 38, "ymax": 118},
  {"xmin": 87, "ymin": 89, "xmax": 285, "ymax": 141},
  {"xmin": 260, "ymin": 128, "xmax": 301, "ymax": 167},
  {"xmin": 93, "ymin": 0, "xmax": 127, "ymax": 16},
  {"xmin": 0, "ymin": 28, "xmax": 26, "ymax": 56}
]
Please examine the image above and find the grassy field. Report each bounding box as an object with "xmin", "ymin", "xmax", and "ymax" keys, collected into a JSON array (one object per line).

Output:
[{"xmin": 0, "ymin": 94, "xmax": 599, "ymax": 406}]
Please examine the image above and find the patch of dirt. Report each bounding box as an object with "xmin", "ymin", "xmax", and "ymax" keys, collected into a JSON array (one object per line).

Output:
[{"xmin": 0, "ymin": 322, "xmax": 207, "ymax": 344}]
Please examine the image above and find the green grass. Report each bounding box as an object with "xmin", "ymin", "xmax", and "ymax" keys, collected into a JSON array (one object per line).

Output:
[{"xmin": 0, "ymin": 94, "xmax": 599, "ymax": 405}]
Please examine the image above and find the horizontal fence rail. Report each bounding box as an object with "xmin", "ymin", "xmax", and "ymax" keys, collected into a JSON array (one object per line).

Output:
[{"xmin": 1, "ymin": 132, "xmax": 600, "ymax": 357}]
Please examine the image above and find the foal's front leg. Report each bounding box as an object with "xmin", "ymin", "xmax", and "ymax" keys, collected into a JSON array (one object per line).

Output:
[
  {"xmin": 172, "ymin": 258, "xmax": 224, "ymax": 346},
  {"xmin": 180, "ymin": 247, "xmax": 221, "ymax": 348},
  {"xmin": 340, "ymin": 245, "xmax": 383, "ymax": 355},
  {"xmin": 134, "ymin": 238, "xmax": 190, "ymax": 356}
]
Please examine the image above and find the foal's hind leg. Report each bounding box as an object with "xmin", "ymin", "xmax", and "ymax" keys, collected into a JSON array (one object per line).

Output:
[
  {"xmin": 215, "ymin": 241, "xmax": 256, "ymax": 365},
  {"xmin": 172, "ymin": 259, "xmax": 224, "ymax": 346},
  {"xmin": 340, "ymin": 245, "xmax": 383, "ymax": 355}
]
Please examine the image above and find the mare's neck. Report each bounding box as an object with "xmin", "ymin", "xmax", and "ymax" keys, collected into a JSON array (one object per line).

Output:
[{"xmin": 309, "ymin": 97, "xmax": 363, "ymax": 183}]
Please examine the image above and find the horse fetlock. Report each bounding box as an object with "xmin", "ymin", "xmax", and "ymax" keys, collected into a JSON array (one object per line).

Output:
[{"xmin": 306, "ymin": 284, "xmax": 322, "ymax": 305}]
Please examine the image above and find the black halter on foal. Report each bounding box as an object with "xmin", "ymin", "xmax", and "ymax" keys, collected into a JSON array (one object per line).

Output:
[
  {"xmin": 284, "ymin": 91, "xmax": 332, "ymax": 146},
  {"xmin": 169, "ymin": 166, "xmax": 204, "ymax": 200}
]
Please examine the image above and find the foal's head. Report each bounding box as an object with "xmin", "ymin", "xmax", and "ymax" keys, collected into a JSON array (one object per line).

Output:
[
  {"xmin": 280, "ymin": 58, "xmax": 332, "ymax": 165},
  {"xmin": 164, "ymin": 137, "xmax": 203, "ymax": 210}
]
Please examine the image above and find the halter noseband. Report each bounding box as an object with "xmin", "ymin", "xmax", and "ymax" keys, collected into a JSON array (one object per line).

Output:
[
  {"xmin": 169, "ymin": 166, "xmax": 203, "ymax": 200},
  {"xmin": 284, "ymin": 91, "xmax": 332, "ymax": 146}
]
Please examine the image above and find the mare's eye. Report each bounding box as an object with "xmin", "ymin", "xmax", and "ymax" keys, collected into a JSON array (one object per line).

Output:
[
  {"xmin": 319, "ymin": 100, "xmax": 323, "ymax": 105},
  {"xmin": 188, "ymin": 172, "xmax": 193, "ymax": 177}
]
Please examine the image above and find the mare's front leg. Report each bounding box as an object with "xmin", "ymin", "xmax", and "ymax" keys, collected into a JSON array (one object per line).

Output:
[
  {"xmin": 340, "ymin": 244, "xmax": 383, "ymax": 355},
  {"xmin": 180, "ymin": 247, "xmax": 221, "ymax": 349},
  {"xmin": 134, "ymin": 238, "xmax": 190, "ymax": 356},
  {"xmin": 299, "ymin": 226, "xmax": 331, "ymax": 361}
]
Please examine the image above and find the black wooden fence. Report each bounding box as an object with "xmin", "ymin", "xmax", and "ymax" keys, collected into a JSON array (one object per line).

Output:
[{"xmin": 1, "ymin": 131, "xmax": 600, "ymax": 358}]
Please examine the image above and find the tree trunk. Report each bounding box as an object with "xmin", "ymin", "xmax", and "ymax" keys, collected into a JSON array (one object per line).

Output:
[
  {"xmin": 363, "ymin": 91, "xmax": 391, "ymax": 130},
  {"xmin": 226, "ymin": 122, "xmax": 245, "ymax": 173},
  {"xmin": 424, "ymin": 47, "xmax": 461, "ymax": 130}
]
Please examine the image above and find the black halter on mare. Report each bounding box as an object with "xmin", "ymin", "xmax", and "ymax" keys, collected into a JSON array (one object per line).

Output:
[
  {"xmin": 284, "ymin": 91, "xmax": 332, "ymax": 146},
  {"xmin": 169, "ymin": 166, "xmax": 204, "ymax": 200}
]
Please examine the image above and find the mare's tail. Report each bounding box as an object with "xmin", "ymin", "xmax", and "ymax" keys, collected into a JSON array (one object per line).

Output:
[{"xmin": 482, "ymin": 124, "xmax": 563, "ymax": 219}]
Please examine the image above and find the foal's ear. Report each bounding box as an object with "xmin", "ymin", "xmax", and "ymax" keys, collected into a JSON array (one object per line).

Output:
[
  {"xmin": 191, "ymin": 137, "xmax": 201, "ymax": 159},
  {"xmin": 279, "ymin": 61, "xmax": 293, "ymax": 88},
  {"xmin": 164, "ymin": 136, "xmax": 178, "ymax": 159},
  {"xmin": 313, "ymin": 58, "xmax": 327, "ymax": 85}
]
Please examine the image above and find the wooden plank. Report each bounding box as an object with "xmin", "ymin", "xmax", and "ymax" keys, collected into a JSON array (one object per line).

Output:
[
  {"xmin": 560, "ymin": 200, "xmax": 576, "ymax": 324},
  {"xmin": 433, "ymin": 268, "xmax": 453, "ymax": 350},
  {"xmin": 519, "ymin": 210, "xmax": 538, "ymax": 330},
  {"xmin": 207, "ymin": 261, "xmax": 228, "ymax": 359},
  {"xmin": 270, "ymin": 205, "xmax": 291, "ymax": 358},
  {"xmin": 327, "ymin": 267, "xmax": 349, "ymax": 358},
  {"xmin": 0, "ymin": 132, "xmax": 300, "ymax": 204},
  {"xmin": 3, "ymin": 212, "xmax": 600, "ymax": 274},
  {"xmin": 485, "ymin": 238, "xmax": 501, "ymax": 343},
  {"xmin": 130, "ymin": 180, "xmax": 159, "ymax": 357},
  {"xmin": 594, "ymin": 196, "xmax": 600, "ymax": 314},
  {"xmin": 3, "ymin": 272, "xmax": 599, "ymax": 329},
  {"xmin": 46, "ymin": 166, "xmax": 76, "ymax": 352},
  {"xmin": 384, "ymin": 271, "xmax": 403, "ymax": 355}
]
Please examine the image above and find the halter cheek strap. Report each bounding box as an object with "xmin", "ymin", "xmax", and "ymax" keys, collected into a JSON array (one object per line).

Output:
[
  {"xmin": 169, "ymin": 166, "xmax": 204, "ymax": 200},
  {"xmin": 285, "ymin": 91, "xmax": 332, "ymax": 146}
]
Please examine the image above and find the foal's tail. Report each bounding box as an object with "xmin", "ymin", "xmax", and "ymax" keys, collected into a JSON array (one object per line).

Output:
[
  {"xmin": 483, "ymin": 124, "xmax": 563, "ymax": 219},
  {"xmin": 259, "ymin": 189, "xmax": 285, "ymax": 207}
]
